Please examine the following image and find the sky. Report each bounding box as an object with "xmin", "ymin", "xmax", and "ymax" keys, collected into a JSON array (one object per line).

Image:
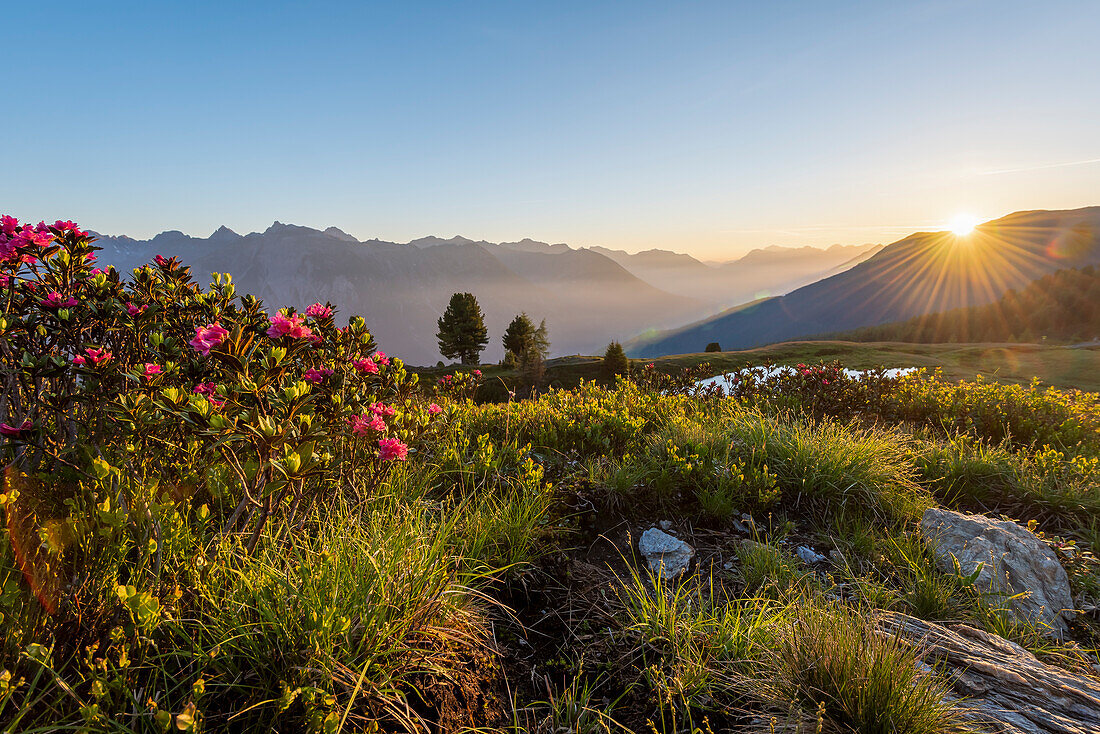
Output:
[{"xmin": 4, "ymin": 0, "xmax": 1099, "ymax": 259}]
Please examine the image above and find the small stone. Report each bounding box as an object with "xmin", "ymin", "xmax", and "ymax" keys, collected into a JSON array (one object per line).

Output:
[
  {"xmin": 723, "ymin": 560, "xmax": 734, "ymax": 570},
  {"xmin": 796, "ymin": 546, "xmax": 826, "ymax": 564},
  {"xmin": 638, "ymin": 528, "xmax": 695, "ymax": 580},
  {"xmin": 658, "ymin": 520, "xmax": 673, "ymax": 531},
  {"xmin": 830, "ymin": 549, "xmax": 846, "ymax": 564}
]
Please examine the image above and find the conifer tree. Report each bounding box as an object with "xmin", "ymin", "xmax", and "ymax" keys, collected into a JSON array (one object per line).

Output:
[{"xmin": 436, "ymin": 292, "xmax": 489, "ymax": 365}]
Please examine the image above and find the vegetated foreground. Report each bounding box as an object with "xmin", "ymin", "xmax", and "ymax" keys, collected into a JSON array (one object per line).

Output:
[{"xmin": 3, "ymin": 220, "xmax": 1100, "ymax": 732}]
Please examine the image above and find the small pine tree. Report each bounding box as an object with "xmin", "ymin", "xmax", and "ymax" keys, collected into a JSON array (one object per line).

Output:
[
  {"xmin": 601, "ymin": 341, "xmax": 630, "ymax": 381},
  {"xmin": 705, "ymin": 342, "xmax": 721, "ymax": 353},
  {"xmin": 436, "ymin": 293, "xmax": 489, "ymax": 365},
  {"xmin": 503, "ymin": 313, "xmax": 550, "ymax": 365}
]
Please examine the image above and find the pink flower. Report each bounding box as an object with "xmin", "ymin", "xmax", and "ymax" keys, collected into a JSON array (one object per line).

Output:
[
  {"xmin": 305, "ymin": 302, "xmax": 333, "ymax": 319},
  {"xmin": 40, "ymin": 291, "xmax": 77, "ymax": 309},
  {"xmin": 142, "ymin": 363, "xmax": 162, "ymax": 380},
  {"xmin": 52, "ymin": 220, "xmax": 87, "ymax": 238},
  {"xmin": 0, "ymin": 216, "xmax": 18, "ymax": 237},
  {"xmin": 373, "ymin": 351, "xmax": 390, "ymax": 366},
  {"xmin": 154, "ymin": 255, "xmax": 170, "ymax": 267},
  {"xmin": 190, "ymin": 323, "xmax": 229, "ymax": 356},
  {"xmin": 266, "ymin": 312, "xmax": 314, "ymax": 340},
  {"xmin": 472, "ymin": 369, "xmax": 481, "ymax": 377},
  {"xmin": 193, "ymin": 382, "xmax": 218, "ymax": 396},
  {"xmin": 89, "ymin": 268, "xmax": 106, "ymax": 276},
  {"xmin": 302, "ymin": 367, "xmax": 334, "ymax": 384},
  {"xmin": 428, "ymin": 403, "xmax": 442, "ymax": 415},
  {"xmin": 0, "ymin": 420, "xmax": 33, "ymax": 437},
  {"xmin": 74, "ymin": 347, "xmax": 112, "ymax": 367},
  {"xmin": 126, "ymin": 302, "xmax": 148, "ymax": 316},
  {"xmin": 353, "ymin": 357, "xmax": 379, "ymax": 375},
  {"xmin": 368, "ymin": 401, "xmax": 396, "ymax": 417},
  {"xmin": 349, "ymin": 412, "xmax": 387, "ymax": 436},
  {"xmin": 14, "ymin": 227, "xmax": 55, "ymax": 248},
  {"xmin": 378, "ymin": 438, "xmax": 409, "ymax": 462}
]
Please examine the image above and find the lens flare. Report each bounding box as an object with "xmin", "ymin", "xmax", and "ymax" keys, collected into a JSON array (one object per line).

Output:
[{"xmin": 948, "ymin": 213, "xmax": 981, "ymax": 236}]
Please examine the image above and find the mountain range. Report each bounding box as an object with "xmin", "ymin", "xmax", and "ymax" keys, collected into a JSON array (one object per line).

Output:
[
  {"xmin": 628, "ymin": 206, "xmax": 1100, "ymax": 356},
  {"xmin": 89, "ymin": 226, "xmax": 876, "ymax": 364}
]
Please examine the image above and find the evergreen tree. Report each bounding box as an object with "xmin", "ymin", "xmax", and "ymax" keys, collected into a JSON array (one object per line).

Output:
[
  {"xmin": 601, "ymin": 341, "xmax": 630, "ymax": 381},
  {"xmin": 436, "ymin": 293, "xmax": 489, "ymax": 365},
  {"xmin": 502, "ymin": 313, "xmax": 550, "ymax": 364}
]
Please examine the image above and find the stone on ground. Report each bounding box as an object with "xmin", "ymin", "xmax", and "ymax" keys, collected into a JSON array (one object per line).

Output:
[
  {"xmin": 638, "ymin": 527, "xmax": 695, "ymax": 580},
  {"xmin": 920, "ymin": 507, "xmax": 1074, "ymax": 635}
]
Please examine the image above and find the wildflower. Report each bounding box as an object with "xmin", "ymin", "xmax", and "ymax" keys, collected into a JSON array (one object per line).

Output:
[
  {"xmin": 267, "ymin": 312, "xmax": 314, "ymax": 340},
  {"xmin": 52, "ymin": 220, "xmax": 86, "ymax": 237},
  {"xmin": 373, "ymin": 351, "xmax": 390, "ymax": 366},
  {"xmin": 305, "ymin": 302, "xmax": 333, "ymax": 319},
  {"xmin": 154, "ymin": 255, "xmax": 170, "ymax": 267},
  {"xmin": 0, "ymin": 216, "xmax": 18, "ymax": 236},
  {"xmin": 472, "ymin": 369, "xmax": 481, "ymax": 377},
  {"xmin": 190, "ymin": 323, "xmax": 229, "ymax": 356},
  {"xmin": 193, "ymin": 382, "xmax": 218, "ymax": 396},
  {"xmin": 302, "ymin": 367, "xmax": 334, "ymax": 384},
  {"xmin": 378, "ymin": 437, "xmax": 409, "ymax": 461},
  {"xmin": 353, "ymin": 357, "xmax": 379, "ymax": 374},
  {"xmin": 0, "ymin": 420, "xmax": 33, "ymax": 437},
  {"xmin": 74, "ymin": 347, "xmax": 112, "ymax": 367},
  {"xmin": 13, "ymin": 227, "xmax": 55, "ymax": 248},
  {"xmin": 142, "ymin": 363, "xmax": 162, "ymax": 380},
  {"xmin": 428, "ymin": 403, "xmax": 443, "ymax": 415},
  {"xmin": 40, "ymin": 291, "xmax": 77, "ymax": 309},
  {"xmin": 368, "ymin": 401, "xmax": 396, "ymax": 417},
  {"xmin": 348, "ymin": 413, "xmax": 387, "ymax": 436},
  {"xmin": 126, "ymin": 302, "xmax": 148, "ymax": 316}
]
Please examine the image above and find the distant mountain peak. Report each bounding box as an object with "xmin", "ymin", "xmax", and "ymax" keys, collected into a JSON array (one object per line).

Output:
[
  {"xmin": 208, "ymin": 225, "xmax": 240, "ymax": 243},
  {"xmin": 323, "ymin": 226, "xmax": 358, "ymax": 243}
]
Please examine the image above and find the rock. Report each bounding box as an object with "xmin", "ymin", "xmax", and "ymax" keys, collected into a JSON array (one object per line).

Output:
[
  {"xmin": 880, "ymin": 611, "xmax": 1100, "ymax": 733},
  {"xmin": 638, "ymin": 528, "xmax": 695, "ymax": 580},
  {"xmin": 796, "ymin": 546, "xmax": 826, "ymax": 564},
  {"xmin": 829, "ymin": 549, "xmax": 846, "ymax": 565},
  {"xmin": 920, "ymin": 508, "xmax": 1074, "ymax": 636},
  {"xmin": 658, "ymin": 520, "xmax": 673, "ymax": 532}
]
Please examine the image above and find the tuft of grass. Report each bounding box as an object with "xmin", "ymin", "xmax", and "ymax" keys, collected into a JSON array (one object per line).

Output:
[{"xmin": 774, "ymin": 604, "xmax": 970, "ymax": 734}]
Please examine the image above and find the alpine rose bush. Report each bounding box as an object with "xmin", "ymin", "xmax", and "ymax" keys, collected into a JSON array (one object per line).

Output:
[{"xmin": 0, "ymin": 215, "xmax": 448, "ymax": 553}]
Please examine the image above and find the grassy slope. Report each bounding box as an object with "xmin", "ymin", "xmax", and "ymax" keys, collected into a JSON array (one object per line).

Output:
[{"xmin": 435, "ymin": 341, "xmax": 1100, "ymax": 393}]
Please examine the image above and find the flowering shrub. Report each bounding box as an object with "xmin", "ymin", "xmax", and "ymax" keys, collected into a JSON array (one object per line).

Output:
[{"xmin": 0, "ymin": 217, "xmax": 446, "ymax": 553}]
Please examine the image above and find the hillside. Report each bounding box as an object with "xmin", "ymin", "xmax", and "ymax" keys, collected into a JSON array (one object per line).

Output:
[
  {"xmin": 828, "ymin": 266, "xmax": 1100, "ymax": 344},
  {"xmin": 90, "ymin": 224, "xmax": 703, "ymax": 365},
  {"xmin": 628, "ymin": 207, "xmax": 1100, "ymax": 357}
]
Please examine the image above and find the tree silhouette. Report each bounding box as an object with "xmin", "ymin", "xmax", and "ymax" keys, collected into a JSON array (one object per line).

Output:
[
  {"xmin": 436, "ymin": 293, "xmax": 489, "ymax": 365},
  {"xmin": 601, "ymin": 341, "xmax": 630, "ymax": 382}
]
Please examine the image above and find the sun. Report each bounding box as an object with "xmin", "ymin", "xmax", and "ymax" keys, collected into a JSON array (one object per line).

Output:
[{"xmin": 948, "ymin": 213, "xmax": 981, "ymax": 236}]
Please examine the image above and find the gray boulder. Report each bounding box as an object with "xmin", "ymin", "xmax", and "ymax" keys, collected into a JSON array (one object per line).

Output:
[
  {"xmin": 638, "ymin": 528, "xmax": 695, "ymax": 580},
  {"xmin": 920, "ymin": 507, "xmax": 1074, "ymax": 636}
]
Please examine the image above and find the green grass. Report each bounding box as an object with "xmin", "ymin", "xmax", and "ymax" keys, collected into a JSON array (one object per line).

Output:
[{"xmin": 422, "ymin": 340, "xmax": 1100, "ymax": 394}]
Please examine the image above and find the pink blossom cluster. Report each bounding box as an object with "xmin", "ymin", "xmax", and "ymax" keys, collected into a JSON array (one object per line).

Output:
[
  {"xmin": 267, "ymin": 312, "xmax": 315, "ymax": 340},
  {"xmin": 348, "ymin": 401, "xmax": 397, "ymax": 436},
  {"xmin": 1, "ymin": 217, "xmax": 56, "ymax": 265},
  {"xmin": 304, "ymin": 302, "xmax": 333, "ymax": 319},
  {"xmin": 126, "ymin": 302, "xmax": 148, "ymax": 316},
  {"xmin": 190, "ymin": 323, "xmax": 229, "ymax": 356},
  {"xmin": 377, "ymin": 437, "xmax": 409, "ymax": 461},
  {"xmin": 142, "ymin": 363, "xmax": 162, "ymax": 380},
  {"xmin": 428, "ymin": 403, "xmax": 443, "ymax": 415},
  {"xmin": 73, "ymin": 347, "xmax": 112, "ymax": 367},
  {"xmin": 352, "ymin": 356, "xmax": 379, "ymax": 374},
  {"xmin": 193, "ymin": 382, "xmax": 218, "ymax": 396},
  {"xmin": 302, "ymin": 367, "xmax": 334, "ymax": 384},
  {"xmin": 41, "ymin": 291, "xmax": 77, "ymax": 309}
]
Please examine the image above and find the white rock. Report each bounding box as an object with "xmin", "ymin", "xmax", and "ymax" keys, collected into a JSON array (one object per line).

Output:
[
  {"xmin": 921, "ymin": 508, "xmax": 1075, "ymax": 636},
  {"xmin": 796, "ymin": 546, "xmax": 826, "ymax": 564},
  {"xmin": 658, "ymin": 520, "xmax": 673, "ymax": 531},
  {"xmin": 638, "ymin": 528, "xmax": 695, "ymax": 580}
]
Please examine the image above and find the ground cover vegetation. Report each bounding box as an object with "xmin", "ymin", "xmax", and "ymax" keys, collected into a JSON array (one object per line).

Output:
[{"xmin": 2, "ymin": 217, "xmax": 1100, "ymax": 732}]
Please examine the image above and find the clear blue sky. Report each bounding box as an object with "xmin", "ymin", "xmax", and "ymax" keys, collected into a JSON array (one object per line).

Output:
[{"xmin": 4, "ymin": 1, "xmax": 1099, "ymax": 258}]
